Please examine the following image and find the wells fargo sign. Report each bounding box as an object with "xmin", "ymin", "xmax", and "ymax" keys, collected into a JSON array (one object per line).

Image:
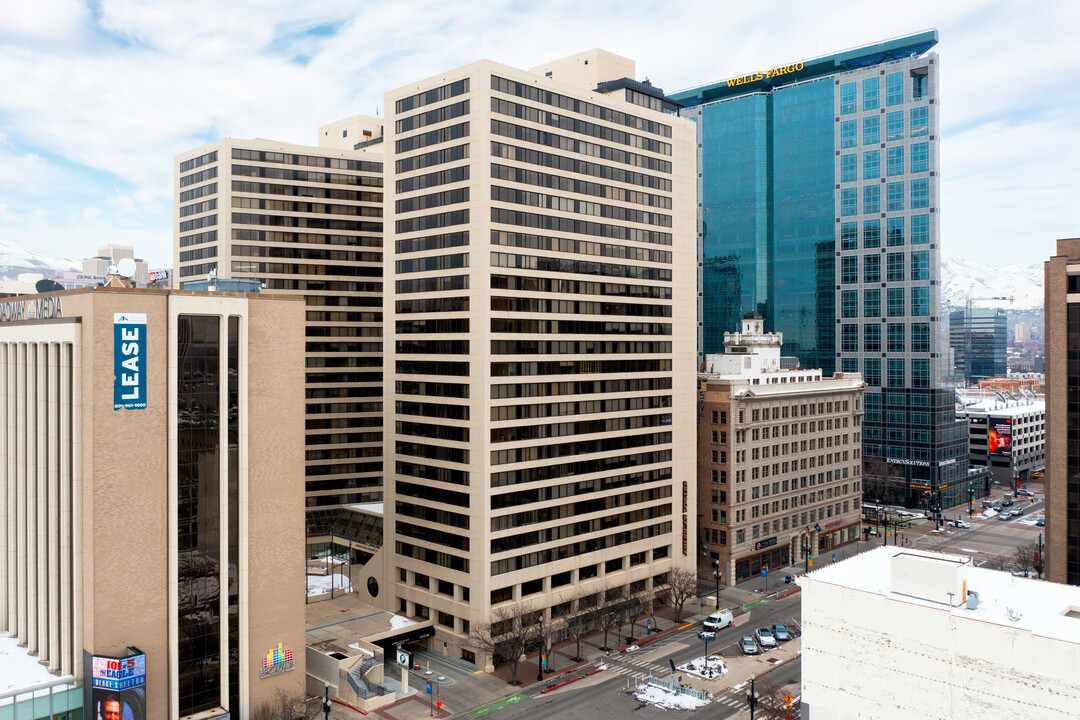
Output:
[{"xmin": 726, "ymin": 62, "xmax": 805, "ymax": 88}]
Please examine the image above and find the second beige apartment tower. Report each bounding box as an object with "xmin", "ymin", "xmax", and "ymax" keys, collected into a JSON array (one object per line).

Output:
[{"xmin": 384, "ymin": 50, "xmax": 697, "ymax": 664}]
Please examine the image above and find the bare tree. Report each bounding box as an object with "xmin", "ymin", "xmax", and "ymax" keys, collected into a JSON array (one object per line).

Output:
[
  {"xmin": 624, "ymin": 589, "xmax": 650, "ymax": 643},
  {"xmin": 251, "ymin": 687, "xmax": 311, "ymax": 720},
  {"xmin": 596, "ymin": 585, "xmax": 625, "ymax": 651},
  {"xmin": 668, "ymin": 567, "xmax": 699, "ymax": 623},
  {"xmin": 752, "ymin": 675, "xmax": 796, "ymax": 720},
  {"xmin": 564, "ymin": 589, "xmax": 598, "ymax": 662},
  {"xmin": 1014, "ymin": 542, "xmax": 1044, "ymax": 578},
  {"xmin": 468, "ymin": 603, "xmax": 539, "ymax": 686}
]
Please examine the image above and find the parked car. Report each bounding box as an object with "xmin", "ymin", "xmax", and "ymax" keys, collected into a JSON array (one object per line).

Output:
[
  {"xmin": 946, "ymin": 519, "xmax": 971, "ymax": 529},
  {"xmin": 1012, "ymin": 507, "xmax": 1024, "ymax": 517},
  {"xmin": 1017, "ymin": 488, "xmax": 1035, "ymax": 497},
  {"xmin": 998, "ymin": 511, "xmax": 1012, "ymax": 521},
  {"xmin": 1037, "ymin": 517, "xmax": 1045, "ymax": 526},
  {"xmin": 771, "ymin": 623, "xmax": 791, "ymax": 642},
  {"xmin": 754, "ymin": 627, "xmax": 777, "ymax": 649},
  {"xmin": 740, "ymin": 636, "xmax": 760, "ymax": 655}
]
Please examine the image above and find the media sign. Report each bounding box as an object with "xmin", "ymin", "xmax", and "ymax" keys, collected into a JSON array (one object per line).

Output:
[
  {"xmin": 261, "ymin": 643, "xmax": 295, "ymax": 678},
  {"xmin": 114, "ymin": 313, "xmax": 147, "ymax": 410},
  {"xmin": 85, "ymin": 651, "xmax": 147, "ymax": 720},
  {"xmin": 988, "ymin": 418, "xmax": 1012, "ymax": 458}
]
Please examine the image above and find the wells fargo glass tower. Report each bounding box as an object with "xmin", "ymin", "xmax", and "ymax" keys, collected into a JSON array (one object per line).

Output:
[{"xmin": 673, "ymin": 31, "xmax": 969, "ymax": 508}]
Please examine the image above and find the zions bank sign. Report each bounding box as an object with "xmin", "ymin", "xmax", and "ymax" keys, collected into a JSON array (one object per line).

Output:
[{"xmin": 114, "ymin": 313, "xmax": 147, "ymax": 410}]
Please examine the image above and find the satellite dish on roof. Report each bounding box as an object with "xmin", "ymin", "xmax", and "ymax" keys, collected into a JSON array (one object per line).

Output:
[
  {"xmin": 35, "ymin": 279, "xmax": 65, "ymax": 294},
  {"xmin": 116, "ymin": 258, "xmax": 137, "ymax": 278}
]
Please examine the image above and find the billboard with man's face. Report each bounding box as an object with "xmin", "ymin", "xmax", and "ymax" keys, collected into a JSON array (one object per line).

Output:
[
  {"xmin": 85, "ymin": 652, "xmax": 147, "ymax": 720},
  {"xmin": 988, "ymin": 418, "xmax": 1012, "ymax": 458}
]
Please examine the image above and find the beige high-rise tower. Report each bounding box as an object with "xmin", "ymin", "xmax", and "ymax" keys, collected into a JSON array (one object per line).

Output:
[
  {"xmin": 173, "ymin": 118, "xmax": 385, "ymax": 509},
  {"xmin": 384, "ymin": 50, "xmax": 697, "ymax": 664}
]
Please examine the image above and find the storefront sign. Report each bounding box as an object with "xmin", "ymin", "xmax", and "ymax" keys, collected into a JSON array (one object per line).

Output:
[
  {"xmin": 755, "ymin": 537, "xmax": 777, "ymax": 551},
  {"xmin": 824, "ymin": 519, "xmax": 843, "ymax": 528},
  {"xmin": 887, "ymin": 458, "xmax": 930, "ymax": 467},
  {"xmin": 114, "ymin": 313, "xmax": 147, "ymax": 410},
  {"xmin": 261, "ymin": 643, "xmax": 295, "ymax": 678},
  {"xmin": 0, "ymin": 295, "xmax": 63, "ymax": 323},
  {"xmin": 726, "ymin": 62, "xmax": 805, "ymax": 87}
]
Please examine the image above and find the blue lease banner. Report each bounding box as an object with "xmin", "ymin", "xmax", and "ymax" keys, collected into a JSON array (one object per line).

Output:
[{"xmin": 114, "ymin": 313, "xmax": 147, "ymax": 410}]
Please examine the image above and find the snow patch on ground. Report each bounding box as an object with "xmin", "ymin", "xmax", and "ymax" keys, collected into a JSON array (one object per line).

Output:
[
  {"xmin": 677, "ymin": 655, "xmax": 726, "ymax": 680},
  {"xmin": 634, "ymin": 683, "xmax": 710, "ymax": 711},
  {"xmin": 347, "ymin": 643, "xmax": 373, "ymax": 658},
  {"xmin": 0, "ymin": 635, "xmax": 67, "ymax": 698},
  {"xmin": 389, "ymin": 614, "xmax": 416, "ymax": 630},
  {"xmin": 306, "ymin": 573, "xmax": 353, "ymax": 596}
]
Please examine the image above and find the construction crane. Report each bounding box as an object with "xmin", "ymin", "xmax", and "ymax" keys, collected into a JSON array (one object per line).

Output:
[{"xmin": 963, "ymin": 284, "xmax": 1013, "ymax": 386}]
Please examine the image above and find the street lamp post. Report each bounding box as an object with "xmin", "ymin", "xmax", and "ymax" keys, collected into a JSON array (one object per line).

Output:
[
  {"xmin": 712, "ymin": 560, "xmax": 722, "ymax": 611},
  {"xmin": 968, "ymin": 482, "xmax": 974, "ymax": 518},
  {"xmin": 537, "ymin": 612, "xmax": 545, "ymax": 681},
  {"xmin": 323, "ymin": 680, "xmax": 331, "ymax": 720},
  {"xmin": 745, "ymin": 673, "xmax": 760, "ymax": 719}
]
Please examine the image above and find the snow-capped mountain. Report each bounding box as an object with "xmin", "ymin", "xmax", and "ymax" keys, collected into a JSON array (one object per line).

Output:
[
  {"xmin": 940, "ymin": 256, "xmax": 1042, "ymax": 310},
  {"xmin": 0, "ymin": 240, "xmax": 80, "ymax": 281}
]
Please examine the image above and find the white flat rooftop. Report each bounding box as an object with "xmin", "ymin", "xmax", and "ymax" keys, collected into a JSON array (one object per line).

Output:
[
  {"xmin": 347, "ymin": 502, "xmax": 384, "ymax": 516},
  {"xmin": 0, "ymin": 634, "xmax": 67, "ymax": 699},
  {"xmin": 803, "ymin": 546, "xmax": 1080, "ymax": 645}
]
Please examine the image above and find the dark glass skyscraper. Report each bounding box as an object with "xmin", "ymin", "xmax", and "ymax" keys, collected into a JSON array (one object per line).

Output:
[
  {"xmin": 674, "ymin": 31, "xmax": 970, "ymax": 508},
  {"xmin": 950, "ymin": 307, "xmax": 1008, "ymax": 383}
]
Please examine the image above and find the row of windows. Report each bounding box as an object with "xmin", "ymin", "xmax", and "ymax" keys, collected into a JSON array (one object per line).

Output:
[
  {"xmin": 395, "ymin": 296, "xmax": 469, "ymax": 314},
  {"xmin": 395, "ymin": 231, "xmax": 467, "ymax": 255},
  {"xmin": 491, "ymin": 296, "xmax": 670, "ymax": 318},
  {"xmin": 262, "ymin": 278, "xmax": 381, "ymax": 293},
  {"xmin": 394, "ymin": 143, "xmax": 469, "ymax": 175},
  {"xmin": 178, "ymin": 261, "xmax": 216, "ymax": 278},
  {"xmin": 838, "ymin": 215, "xmax": 931, "ymax": 250},
  {"xmin": 491, "ymin": 273, "xmax": 671, "ymax": 300},
  {"xmin": 492, "ymin": 75, "xmax": 672, "ymax": 138},
  {"xmin": 179, "ymin": 229, "xmax": 217, "ymax": 248},
  {"xmin": 395, "ymin": 359, "xmax": 468, "ymax": 376},
  {"xmin": 491, "ymin": 162, "xmax": 671, "ymax": 209},
  {"xmin": 180, "ymin": 246, "xmax": 217, "ymax": 263},
  {"xmin": 396, "ymin": 318, "xmax": 469, "ymax": 334},
  {"xmin": 491, "ymin": 229, "xmax": 670, "ymax": 264},
  {"xmin": 493, "ymin": 486, "xmax": 672, "ymax": 531},
  {"xmin": 490, "ymin": 376, "xmax": 671, "ymax": 400},
  {"xmin": 490, "ymin": 448, "xmax": 670, "ymax": 488},
  {"xmin": 491, "ymin": 394, "xmax": 670, "ymax": 421},
  {"xmin": 838, "ymin": 250, "xmax": 931, "ymax": 287},
  {"xmin": 233, "ymin": 229, "xmax": 380, "ymax": 249},
  {"xmin": 491, "ymin": 503, "xmax": 672, "ymax": 554},
  {"xmin": 492, "ymin": 207, "xmax": 671, "ymax": 245},
  {"xmin": 395, "ymin": 78, "xmax": 469, "ymax": 114},
  {"xmin": 232, "ymin": 196, "xmax": 381, "ymax": 217},
  {"xmin": 491, "ymin": 97, "xmax": 672, "ymax": 156},
  {"xmin": 233, "ymin": 212, "xmax": 381, "ymax": 233},
  {"xmin": 491, "ymin": 141, "xmax": 671, "ymax": 192},
  {"xmin": 489, "ymin": 521, "xmax": 672, "ymax": 575},
  {"xmin": 491, "ymin": 358, "xmax": 671, "ymax": 377},
  {"xmin": 396, "ymin": 209, "xmax": 468, "ymax": 235},
  {"xmin": 395, "ymin": 187, "xmax": 469, "ymax": 214},
  {"xmin": 840, "ymin": 71, "xmax": 927, "ymax": 115},
  {"xmin": 840, "ymin": 142, "xmax": 930, "ymax": 182},
  {"xmin": 839, "ymin": 179, "xmax": 930, "ymax": 216},
  {"xmin": 179, "ymin": 214, "xmax": 216, "ymax": 232},
  {"xmin": 396, "ymin": 400, "xmax": 469, "ymax": 420},
  {"xmin": 396, "ymin": 122, "xmax": 470, "ymax": 154},
  {"xmin": 232, "ymin": 147, "xmax": 381, "ymax": 173},
  {"xmin": 396, "ymin": 165, "xmax": 469, "ymax": 195},
  {"xmin": 232, "ymin": 164, "xmax": 383, "ymax": 187},
  {"xmin": 491, "ymin": 339, "xmax": 671, "ymax": 355},
  {"xmin": 397, "ymin": 440, "xmax": 469, "ymax": 465},
  {"xmin": 179, "ymin": 182, "xmax": 217, "ymax": 203},
  {"xmin": 492, "ymin": 413, "xmax": 671, "ymax": 444},
  {"xmin": 232, "ymin": 180, "xmax": 382, "ymax": 204},
  {"xmin": 841, "ymin": 322, "xmax": 932, "ymax": 353},
  {"xmin": 491, "ymin": 317, "xmax": 670, "ymax": 336},
  {"xmin": 491, "ymin": 467, "xmax": 671, "ymax": 509},
  {"xmin": 844, "ymin": 358, "xmax": 932, "ymax": 389},
  {"xmin": 395, "ymin": 380, "xmax": 469, "ymax": 398},
  {"xmin": 179, "ymin": 166, "xmax": 217, "ymax": 188},
  {"xmin": 179, "ymin": 150, "xmax": 217, "ymax": 173},
  {"xmin": 839, "ymin": 107, "xmax": 929, "ymax": 148},
  {"xmin": 492, "ymin": 119, "xmax": 671, "ymax": 174},
  {"xmin": 230, "ymin": 260, "xmax": 381, "ymax": 278},
  {"xmin": 396, "ymin": 99, "xmax": 469, "ymax": 134},
  {"xmin": 490, "ymin": 250, "xmax": 671, "ymax": 282},
  {"xmin": 232, "ymin": 244, "xmax": 380, "ymax": 264},
  {"xmin": 841, "ymin": 290, "xmax": 934, "ymax": 327},
  {"xmin": 396, "ymin": 339, "xmax": 470, "ymax": 355},
  {"xmin": 396, "ymin": 252, "xmax": 468, "ymax": 274},
  {"xmin": 395, "ymin": 274, "xmax": 468, "ymax": 294}
]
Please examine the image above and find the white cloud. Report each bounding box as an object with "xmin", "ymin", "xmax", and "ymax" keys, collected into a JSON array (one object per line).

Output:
[{"xmin": 0, "ymin": 0, "xmax": 1076, "ymax": 266}]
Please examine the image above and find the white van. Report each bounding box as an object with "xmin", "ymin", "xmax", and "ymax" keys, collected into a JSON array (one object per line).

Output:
[{"xmin": 703, "ymin": 609, "xmax": 734, "ymax": 631}]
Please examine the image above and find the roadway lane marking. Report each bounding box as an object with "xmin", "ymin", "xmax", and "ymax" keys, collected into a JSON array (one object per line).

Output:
[{"xmin": 465, "ymin": 694, "xmax": 527, "ymax": 718}]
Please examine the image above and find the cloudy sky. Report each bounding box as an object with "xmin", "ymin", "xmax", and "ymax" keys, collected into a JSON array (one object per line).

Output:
[{"xmin": 1, "ymin": 0, "xmax": 1076, "ymax": 268}]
